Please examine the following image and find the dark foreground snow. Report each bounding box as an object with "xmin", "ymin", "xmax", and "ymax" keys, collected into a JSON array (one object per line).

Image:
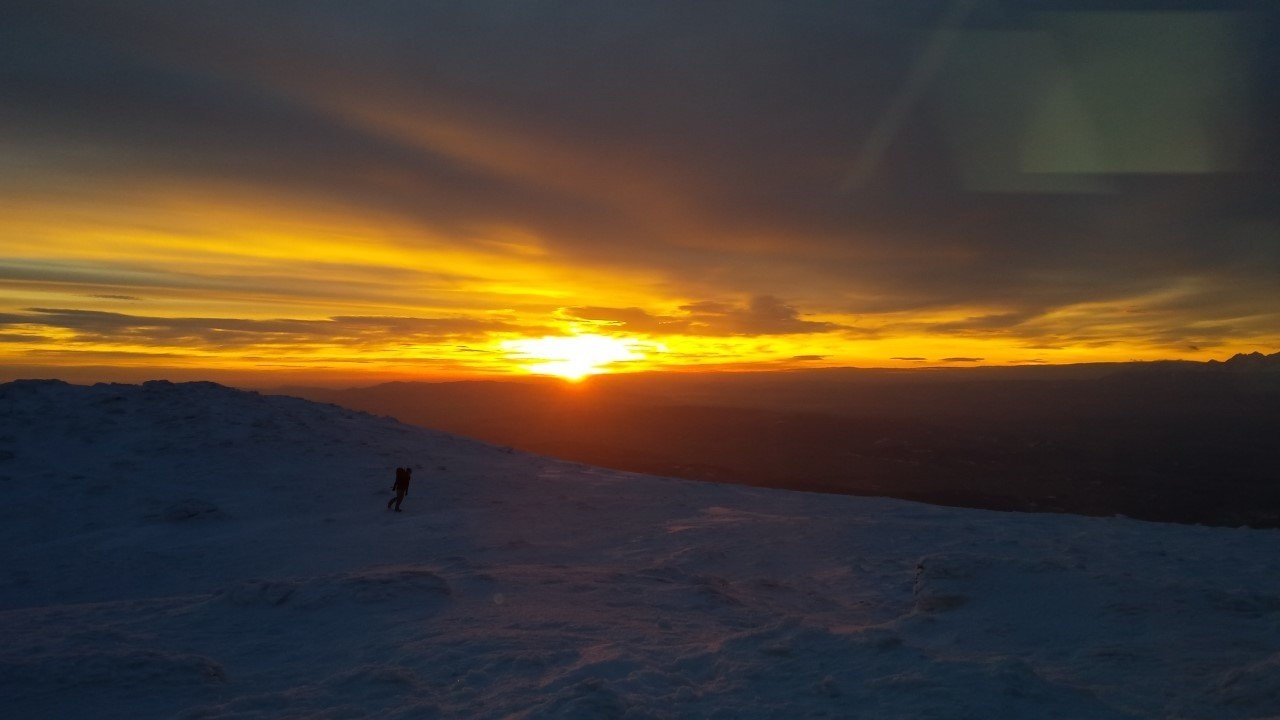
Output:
[{"xmin": 2, "ymin": 380, "xmax": 1279, "ymax": 719}]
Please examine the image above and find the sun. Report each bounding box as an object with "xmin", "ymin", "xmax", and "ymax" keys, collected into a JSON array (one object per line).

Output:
[{"xmin": 500, "ymin": 334, "xmax": 647, "ymax": 381}]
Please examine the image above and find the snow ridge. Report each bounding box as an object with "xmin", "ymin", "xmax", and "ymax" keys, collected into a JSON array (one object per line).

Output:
[{"xmin": 2, "ymin": 380, "xmax": 1279, "ymax": 719}]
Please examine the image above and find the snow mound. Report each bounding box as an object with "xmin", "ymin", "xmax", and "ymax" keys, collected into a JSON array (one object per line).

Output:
[
  {"xmin": 1, "ymin": 649, "xmax": 227, "ymax": 691},
  {"xmin": 3, "ymin": 380, "xmax": 1280, "ymax": 718},
  {"xmin": 214, "ymin": 566, "xmax": 451, "ymax": 609}
]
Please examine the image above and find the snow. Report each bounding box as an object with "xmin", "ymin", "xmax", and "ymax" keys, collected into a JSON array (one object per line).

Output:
[{"xmin": 2, "ymin": 379, "xmax": 1280, "ymax": 719}]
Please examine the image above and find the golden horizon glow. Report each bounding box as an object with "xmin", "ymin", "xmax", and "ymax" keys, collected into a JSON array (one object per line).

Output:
[
  {"xmin": 2, "ymin": 193, "xmax": 1277, "ymax": 385},
  {"xmin": 500, "ymin": 334, "xmax": 657, "ymax": 381},
  {"xmin": 3, "ymin": 140, "xmax": 1278, "ymax": 381}
]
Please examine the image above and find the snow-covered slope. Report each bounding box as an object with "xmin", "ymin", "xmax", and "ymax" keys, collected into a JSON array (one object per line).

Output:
[{"xmin": 2, "ymin": 380, "xmax": 1279, "ymax": 719}]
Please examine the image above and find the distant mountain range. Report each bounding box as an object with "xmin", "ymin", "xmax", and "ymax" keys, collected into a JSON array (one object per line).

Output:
[{"xmin": 1215, "ymin": 350, "xmax": 1280, "ymax": 369}]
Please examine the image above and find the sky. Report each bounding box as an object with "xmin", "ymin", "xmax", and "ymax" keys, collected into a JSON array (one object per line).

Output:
[{"xmin": 2, "ymin": 0, "xmax": 1278, "ymax": 384}]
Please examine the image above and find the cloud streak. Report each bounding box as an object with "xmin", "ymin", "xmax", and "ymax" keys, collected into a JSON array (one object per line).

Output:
[
  {"xmin": 0, "ymin": 308, "xmax": 535, "ymax": 351},
  {"xmin": 564, "ymin": 296, "xmax": 844, "ymax": 337}
]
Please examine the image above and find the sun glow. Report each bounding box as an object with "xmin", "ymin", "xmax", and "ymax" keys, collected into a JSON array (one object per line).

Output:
[{"xmin": 500, "ymin": 334, "xmax": 649, "ymax": 381}]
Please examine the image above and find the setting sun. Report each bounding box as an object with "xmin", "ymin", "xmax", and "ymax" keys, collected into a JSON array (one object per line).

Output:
[{"xmin": 500, "ymin": 334, "xmax": 651, "ymax": 381}]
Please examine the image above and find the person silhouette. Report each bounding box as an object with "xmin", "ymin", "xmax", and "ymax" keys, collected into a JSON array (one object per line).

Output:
[{"xmin": 387, "ymin": 466, "xmax": 412, "ymax": 511}]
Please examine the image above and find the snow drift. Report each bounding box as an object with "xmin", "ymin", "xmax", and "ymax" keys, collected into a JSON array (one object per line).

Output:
[{"xmin": 2, "ymin": 379, "xmax": 1279, "ymax": 719}]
